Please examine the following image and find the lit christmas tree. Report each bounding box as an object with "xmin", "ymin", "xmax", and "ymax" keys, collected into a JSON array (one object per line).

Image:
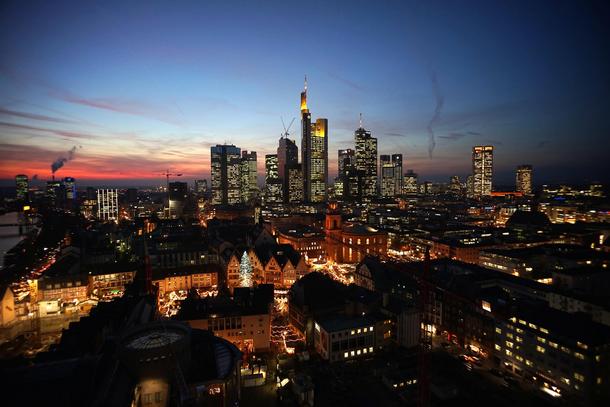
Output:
[{"xmin": 239, "ymin": 251, "xmax": 252, "ymax": 287}]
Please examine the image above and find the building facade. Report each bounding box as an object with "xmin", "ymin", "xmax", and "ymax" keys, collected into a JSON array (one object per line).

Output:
[
  {"xmin": 300, "ymin": 78, "xmax": 328, "ymax": 203},
  {"xmin": 211, "ymin": 144, "xmax": 242, "ymax": 205},
  {"xmin": 472, "ymin": 145, "xmax": 494, "ymax": 198},
  {"xmin": 355, "ymin": 124, "xmax": 378, "ymax": 199},
  {"xmin": 380, "ymin": 154, "xmax": 402, "ymax": 198},
  {"xmin": 516, "ymin": 165, "xmax": 533, "ymax": 196},
  {"xmin": 97, "ymin": 189, "xmax": 119, "ymax": 221}
]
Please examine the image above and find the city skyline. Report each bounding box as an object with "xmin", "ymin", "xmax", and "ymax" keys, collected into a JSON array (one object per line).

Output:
[{"xmin": 1, "ymin": 0, "xmax": 609, "ymax": 187}]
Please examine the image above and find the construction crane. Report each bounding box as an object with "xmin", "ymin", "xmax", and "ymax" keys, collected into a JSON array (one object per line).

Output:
[
  {"xmin": 280, "ymin": 116, "xmax": 296, "ymax": 138},
  {"xmin": 158, "ymin": 169, "xmax": 182, "ymax": 218}
]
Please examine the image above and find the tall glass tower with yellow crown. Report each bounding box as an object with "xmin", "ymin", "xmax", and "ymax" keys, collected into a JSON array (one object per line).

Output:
[{"xmin": 300, "ymin": 76, "xmax": 328, "ymax": 203}]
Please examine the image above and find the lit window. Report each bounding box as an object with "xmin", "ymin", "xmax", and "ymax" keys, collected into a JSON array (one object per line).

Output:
[
  {"xmin": 561, "ymin": 346, "xmax": 571, "ymax": 354},
  {"xmin": 506, "ymin": 332, "xmax": 514, "ymax": 339},
  {"xmin": 351, "ymin": 351, "xmax": 355, "ymax": 356},
  {"xmin": 577, "ymin": 341, "xmax": 588, "ymax": 350},
  {"xmin": 495, "ymin": 327, "xmax": 502, "ymax": 334},
  {"xmin": 597, "ymin": 377, "xmax": 602, "ymax": 385},
  {"xmin": 539, "ymin": 327, "xmax": 549, "ymax": 334},
  {"xmin": 505, "ymin": 349, "xmax": 512, "ymax": 356},
  {"xmin": 357, "ymin": 350, "xmax": 361, "ymax": 355},
  {"xmin": 574, "ymin": 352, "xmax": 585, "ymax": 360},
  {"xmin": 574, "ymin": 373, "xmax": 585, "ymax": 383},
  {"xmin": 363, "ymin": 328, "xmax": 368, "ymax": 333},
  {"xmin": 351, "ymin": 330, "xmax": 355, "ymax": 335},
  {"xmin": 363, "ymin": 348, "xmax": 367, "ymax": 354},
  {"xmin": 369, "ymin": 347, "xmax": 373, "ymax": 352},
  {"xmin": 515, "ymin": 336, "xmax": 523, "ymax": 343},
  {"xmin": 515, "ymin": 355, "xmax": 524, "ymax": 362},
  {"xmin": 344, "ymin": 352, "xmax": 349, "ymax": 358},
  {"xmin": 495, "ymin": 344, "xmax": 501, "ymax": 351},
  {"xmin": 518, "ymin": 319, "xmax": 526, "ymax": 326},
  {"xmin": 370, "ymin": 326, "xmax": 374, "ymax": 331},
  {"xmin": 536, "ymin": 345, "xmax": 545, "ymax": 353},
  {"xmin": 537, "ymin": 337, "xmax": 546, "ymax": 343},
  {"xmin": 506, "ymin": 341, "xmax": 514, "ymax": 348},
  {"xmin": 548, "ymin": 341, "xmax": 558, "ymax": 348},
  {"xmin": 525, "ymin": 360, "xmax": 533, "ymax": 367},
  {"xmin": 528, "ymin": 323, "xmax": 537, "ymax": 329},
  {"xmin": 516, "ymin": 328, "xmax": 524, "ymax": 334}
]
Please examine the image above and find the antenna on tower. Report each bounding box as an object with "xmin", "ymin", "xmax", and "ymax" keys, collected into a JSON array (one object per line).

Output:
[
  {"xmin": 359, "ymin": 112, "xmax": 363, "ymax": 129},
  {"xmin": 304, "ymin": 75, "xmax": 307, "ymax": 91}
]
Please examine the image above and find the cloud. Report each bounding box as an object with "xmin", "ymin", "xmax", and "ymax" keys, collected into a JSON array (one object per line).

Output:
[
  {"xmin": 439, "ymin": 132, "xmax": 468, "ymax": 141},
  {"xmin": 0, "ymin": 121, "xmax": 95, "ymax": 139},
  {"xmin": 326, "ymin": 71, "xmax": 364, "ymax": 91},
  {"xmin": 384, "ymin": 132, "xmax": 408, "ymax": 137},
  {"xmin": 0, "ymin": 107, "xmax": 77, "ymax": 124},
  {"xmin": 49, "ymin": 89, "xmax": 183, "ymax": 126}
]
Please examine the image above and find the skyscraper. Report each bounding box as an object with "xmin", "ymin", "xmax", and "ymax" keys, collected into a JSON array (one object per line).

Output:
[
  {"xmin": 472, "ymin": 145, "xmax": 494, "ymax": 198},
  {"xmin": 403, "ymin": 170, "xmax": 418, "ymax": 195},
  {"xmin": 15, "ymin": 174, "xmax": 28, "ymax": 201},
  {"xmin": 278, "ymin": 137, "xmax": 298, "ymax": 201},
  {"xmin": 97, "ymin": 189, "xmax": 119, "ymax": 221},
  {"xmin": 449, "ymin": 175, "xmax": 462, "ymax": 196},
  {"xmin": 354, "ymin": 116, "xmax": 377, "ymax": 199},
  {"xmin": 168, "ymin": 181, "xmax": 188, "ymax": 218},
  {"xmin": 63, "ymin": 177, "xmax": 76, "ymax": 201},
  {"xmin": 194, "ymin": 179, "xmax": 208, "ymax": 197},
  {"xmin": 287, "ymin": 164, "xmax": 304, "ymax": 203},
  {"xmin": 211, "ymin": 144, "xmax": 242, "ymax": 206},
  {"xmin": 265, "ymin": 154, "xmax": 283, "ymax": 204},
  {"xmin": 338, "ymin": 149, "xmax": 355, "ymax": 178},
  {"xmin": 46, "ymin": 180, "xmax": 62, "ymax": 207},
  {"xmin": 240, "ymin": 150, "xmax": 258, "ymax": 204},
  {"xmin": 380, "ymin": 154, "xmax": 402, "ymax": 198},
  {"xmin": 516, "ymin": 165, "xmax": 533, "ymax": 195},
  {"xmin": 300, "ymin": 77, "xmax": 328, "ymax": 203}
]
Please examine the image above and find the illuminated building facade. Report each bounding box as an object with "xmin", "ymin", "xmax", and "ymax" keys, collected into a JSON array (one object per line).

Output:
[
  {"xmin": 300, "ymin": 78, "xmax": 328, "ymax": 203},
  {"xmin": 472, "ymin": 145, "xmax": 494, "ymax": 198},
  {"xmin": 338, "ymin": 148, "xmax": 355, "ymax": 177},
  {"xmin": 314, "ymin": 316, "xmax": 377, "ymax": 363},
  {"xmin": 380, "ymin": 154, "xmax": 402, "ymax": 198},
  {"xmin": 63, "ymin": 177, "xmax": 76, "ymax": 202},
  {"xmin": 355, "ymin": 123, "xmax": 377, "ymax": 199},
  {"xmin": 240, "ymin": 150, "xmax": 258, "ymax": 204},
  {"xmin": 265, "ymin": 154, "xmax": 283, "ymax": 204},
  {"xmin": 46, "ymin": 180, "xmax": 62, "ymax": 207},
  {"xmin": 494, "ymin": 306, "xmax": 610, "ymax": 404},
  {"xmin": 168, "ymin": 181, "xmax": 188, "ymax": 218},
  {"xmin": 96, "ymin": 188, "xmax": 119, "ymax": 221},
  {"xmin": 286, "ymin": 164, "xmax": 304, "ymax": 203},
  {"xmin": 449, "ymin": 175, "xmax": 462, "ymax": 196},
  {"xmin": 15, "ymin": 174, "xmax": 28, "ymax": 201},
  {"xmin": 403, "ymin": 170, "xmax": 418, "ymax": 195},
  {"xmin": 211, "ymin": 144, "xmax": 242, "ymax": 205},
  {"xmin": 195, "ymin": 179, "xmax": 207, "ymax": 197},
  {"xmin": 516, "ymin": 164, "xmax": 533, "ymax": 195}
]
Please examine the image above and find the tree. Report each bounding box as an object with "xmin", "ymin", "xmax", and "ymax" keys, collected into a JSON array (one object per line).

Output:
[{"xmin": 239, "ymin": 251, "xmax": 252, "ymax": 287}]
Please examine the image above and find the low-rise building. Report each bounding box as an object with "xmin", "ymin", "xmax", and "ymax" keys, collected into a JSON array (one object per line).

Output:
[
  {"xmin": 314, "ymin": 315, "xmax": 377, "ymax": 362},
  {"xmin": 177, "ymin": 285, "xmax": 273, "ymax": 353},
  {"xmin": 153, "ymin": 264, "xmax": 220, "ymax": 294}
]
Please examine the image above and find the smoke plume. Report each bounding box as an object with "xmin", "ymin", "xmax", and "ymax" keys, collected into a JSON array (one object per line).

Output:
[
  {"xmin": 51, "ymin": 145, "xmax": 80, "ymax": 174},
  {"xmin": 427, "ymin": 69, "xmax": 444, "ymax": 158}
]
